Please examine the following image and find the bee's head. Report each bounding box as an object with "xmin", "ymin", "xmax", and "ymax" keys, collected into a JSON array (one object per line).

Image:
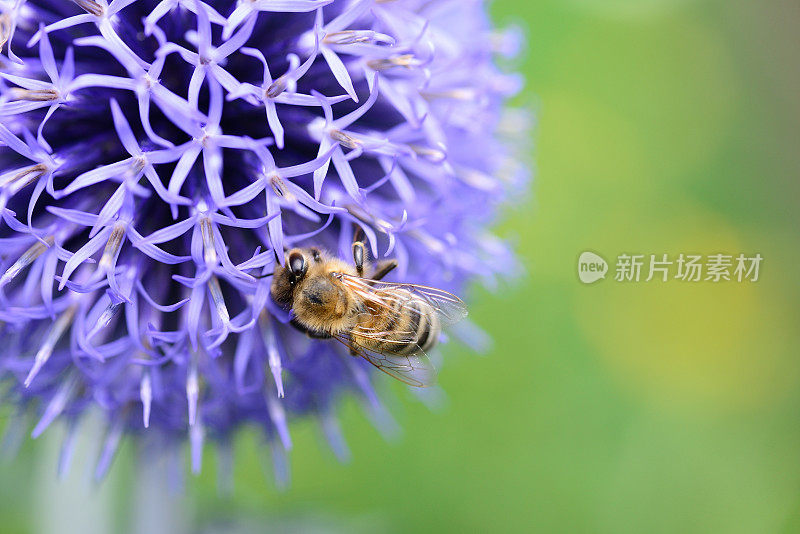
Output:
[
  {"xmin": 271, "ymin": 247, "xmax": 339, "ymax": 311},
  {"xmin": 271, "ymin": 249, "xmax": 308, "ymax": 307}
]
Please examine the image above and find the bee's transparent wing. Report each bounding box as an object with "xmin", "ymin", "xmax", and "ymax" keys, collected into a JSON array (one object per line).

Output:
[
  {"xmin": 337, "ymin": 273, "xmax": 468, "ymax": 327},
  {"xmin": 333, "ymin": 332, "xmax": 438, "ymax": 388},
  {"xmin": 347, "ymin": 322, "xmax": 418, "ymax": 344}
]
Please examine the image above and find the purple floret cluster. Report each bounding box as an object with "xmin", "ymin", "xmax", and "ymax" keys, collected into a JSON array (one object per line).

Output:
[{"xmin": 0, "ymin": 0, "xmax": 524, "ymax": 482}]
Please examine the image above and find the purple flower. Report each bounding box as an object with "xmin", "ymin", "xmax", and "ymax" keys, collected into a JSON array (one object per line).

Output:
[{"xmin": 0, "ymin": 0, "xmax": 525, "ymax": 483}]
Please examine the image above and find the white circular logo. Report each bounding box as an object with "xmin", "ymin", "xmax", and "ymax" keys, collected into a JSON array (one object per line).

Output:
[{"xmin": 578, "ymin": 252, "xmax": 608, "ymax": 284}]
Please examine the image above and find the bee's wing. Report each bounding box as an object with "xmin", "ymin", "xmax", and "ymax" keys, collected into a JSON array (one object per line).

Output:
[
  {"xmin": 333, "ymin": 332, "xmax": 438, "ymax": 388},
  {"xmin": 337, "ymin": 273, "xmax": 468, "ymax": 327}
]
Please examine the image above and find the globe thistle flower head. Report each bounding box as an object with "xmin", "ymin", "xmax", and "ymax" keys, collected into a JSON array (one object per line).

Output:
[{"xmin": 0, "ymin": 0, "xmax": 525, "ymax": 483}]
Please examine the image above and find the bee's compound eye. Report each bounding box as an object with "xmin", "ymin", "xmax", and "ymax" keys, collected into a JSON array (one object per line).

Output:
[{"xmin": 288, "ymin": 252, "xmax": 307, "ymax": 281}]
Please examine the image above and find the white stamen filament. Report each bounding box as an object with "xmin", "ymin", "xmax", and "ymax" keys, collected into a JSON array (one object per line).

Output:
[
  {"xmin": 345, "ymin": 204, "xmax": 393, "ymax": 234},
  {"xmin": 0, "ymin": 14, "xmax": 11, "ymax": 53},
  {"xmin": 140, "ymin": 370, "xmax": 152, "ymax": 428},
  {"xmin": 25, "ymin": 305, "xmax": 77, "ymax": 388},
  {"xmin": 366, "ymin": 54, "xmax": 419, "ymax": 71},
  {"xmin": 0, "ymin": 235, "xmax": 54, "ymax": 288},
  {"xmin": 87, "ymin": 300, "xmax": 120, "ymax": 340},
  {"xmin": 410, "ymin": 230, "xmax": 446, "ymax": 255},
  {"xmin": 409, "ymin": 144, "xmax": 447, "ymax": 163},
  {"xmin": 1, "ymin": 163, "xmax": 47, "ymax": 189},
  {"xmin": 99, "ymin": 223, "xmax": 126, "ymax": 270},
  {"xmin": 421, "ymin": 88, "xmax": 477, "ymax": 101},
  {"xmin": 8, "ymin": 87, "xmax": 59, "ymax": 101},
  {"xmin": 264, "ymin": 388, "xmax": 290, "ymax": 447},
  {"xmin": 71, "ymin": 0, "xmax": 104, "ymax": 16},
  {"xmin": 329, "ymin": 129, "xmax": 361, "ymax": 149},
  {"xmin": 187, "ymin": 358, "xmax": 199, "ymax": 426},
  {"xmin": 259, "ymin": 311, "xmax": 284, "ymax": 398},
  {"xmin": 208, "ymin": 275, "xmax": 230, "ymax": 326},
  {"xmin": 324, "ymin": 30, "xmax": 382, "ymax": 45},
  {"xmin": 132, "ymin": 156, "xmax": 146, "ymax": 174},
  {"xmin": 457, "ymin": 167, "xmax": 497, "ymax": 191},
  {"xmin": 265, "ymin": 76, "xmax": 286, "ymax": 99},
  {"xmin": 200, "ymin": 217, "xmax": 217, "ymax": 266},
  {"xmin": 269, "ymin": 175, "xmax": 296, "ymax": 203}
]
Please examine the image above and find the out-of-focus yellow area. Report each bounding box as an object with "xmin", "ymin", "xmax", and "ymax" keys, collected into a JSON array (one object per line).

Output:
[{"xmin": 1, "ymin": 1, "xmax": 799, "ymax": 533}]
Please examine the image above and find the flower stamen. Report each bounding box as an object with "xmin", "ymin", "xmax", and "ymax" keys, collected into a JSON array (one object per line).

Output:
[
  {"xmin": 98, "ymin": 223, "xmax": 126, "ymax": 270},
  {"xmin": 409, "ymin": 144, "xmax": 447, "ymax": 163},
  {"xmin": 8, "ymin": 87, "xmax": 60, "ymax": 101},
  {"xmin": 324, "ymin": 30, "xmax": 391, "ymax": 46},
  {"xmin": 200, "ymin": 217, "xmax": 217, "ymax": 266},
  {"xmin": 71, "ymin": 0, "xmax": 104, "ymax": 16},
  {"xmin": 324, "ymin": 31, "xmax": 372, "ymax": 45},
  {"xmin": 140, "ymin": 369, "xmax": 152, "ymax": 428},
  {"xmin": 208, "ymin": 275, "xmax": 230, "ymax": 326},
  {"xmin": 265, "ymin": 77, "xmax": 286, "ymax": 99},
  {"xmin": 0, "ymin": 14, "xmax": 11, "ymax": 53},
  {"xmin": 86, "ymin": 299, "xmax": 121, "ymax": 340},
  {"xmin": 329, "ymin": 129, "xmax": 361, "ymax": 149},
  {"xmin": 421, "ymin": 88, "xmax": 477, "ymax": 101},
  {"xmin": 187, "ymin": 355, "xmax": 199, "ymax": 425},
  {"xmin": 1, "ymin": 163, "xmax": 48, "ymax": 189},
  {"xmin": 24, "ymin": 304, "xmax": 78, "ymax": 388},
  {"xmin": 366, "ymin": 54, "xmax": 419, "ymax": 71},
  {"xmin": 269, "ymin": 175, "xmax": 296, "ymax": 203},
  {"xmin": 132, "ymin": 156, "xmax": 146, "ymax": 174},
  {"xmin": 0, "ymin": 235, "xmax": 55, "ymax": 288}
]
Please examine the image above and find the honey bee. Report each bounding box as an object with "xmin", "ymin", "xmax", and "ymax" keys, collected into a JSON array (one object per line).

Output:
[{"xmin": 270, "ymin": 233, "xmax": 467, "ymax": 387}]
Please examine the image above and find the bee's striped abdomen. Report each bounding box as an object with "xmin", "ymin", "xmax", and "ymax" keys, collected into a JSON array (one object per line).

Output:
[
  {"xmin": 416, "ymin": 301, "xmax": 441, "ymax": 353},
  {"xmin": 360, "ymin": 289, "xmax": 441, "ymax": 356}
]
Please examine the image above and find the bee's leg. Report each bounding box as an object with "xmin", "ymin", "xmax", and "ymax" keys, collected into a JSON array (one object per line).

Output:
[
  {"xmin": 352, "ymin": 227, "xmax": 367, "ymax": 277},
  {"xmin": 349, "ymin": 340, "xmax": 359, "ymax": 356},
  {"xmin": 352, "ymin": 227, "xmax": 397, "ymax": 281},
  {"xmin": 370, "ymin": 259, "xmax": 398, "ymax": 281}
]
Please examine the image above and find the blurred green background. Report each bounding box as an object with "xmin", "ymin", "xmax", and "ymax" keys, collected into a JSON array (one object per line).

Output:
[{"xmin": 3, "ymin": 0, "xmax": 800, "ymax": 532}]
